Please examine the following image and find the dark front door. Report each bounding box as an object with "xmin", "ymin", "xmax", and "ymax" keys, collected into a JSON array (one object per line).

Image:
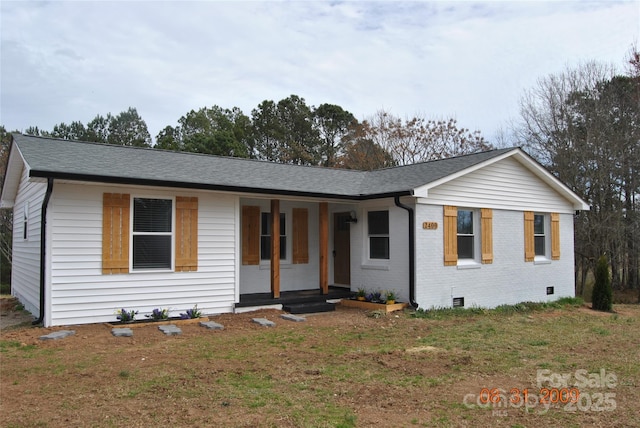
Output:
[{"xmin": 333, "ymin": 212, "xmax": 351, "ymax": 286}]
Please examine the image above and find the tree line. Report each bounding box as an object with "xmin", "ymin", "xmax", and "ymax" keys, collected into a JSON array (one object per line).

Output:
[
  {"xmin": 12, "ymin": 96, "xmax": 492, "ymax": 170},
  {"xmin": 512, "ymin": 46, "xmax": 639, "ymax": 298}
]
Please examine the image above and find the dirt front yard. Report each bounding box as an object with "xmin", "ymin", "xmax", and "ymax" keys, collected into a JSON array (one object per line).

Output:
[{"xmin": 1, "ymin": 300, "xmax": 639, "ymax": 427}]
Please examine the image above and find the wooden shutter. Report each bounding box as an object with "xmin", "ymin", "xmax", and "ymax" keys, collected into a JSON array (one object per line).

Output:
[
  {"xmin": 102, "ymin": 193, "xmax": 130, "ymax": 274},
  {"xmin": 551, "ymin": 212, "xmax": 560, "ymax": 260},
  {"xmin": 292, "ymin": 208, "xmax": 309, "ymax": 264},
  {"xmin": 481, "ymin": 208, "xmax": 493, "ymax": 264},
  {"xmin": 175, "ymin": 197, "xmax": 198, "ymax": 272},
  {"xmin": 242, "ymin": 205, "xmax": 260, "ymax": 265},
  {"xmin": 524, "ymin": 211, "xmax": 535, "ymax": 262},
  {"xmin": 443, "ymin": 206, "xmax": 458, "ymax": 266}
]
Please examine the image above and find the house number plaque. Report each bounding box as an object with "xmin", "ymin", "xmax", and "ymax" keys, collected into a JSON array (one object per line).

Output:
[{"xmin": 422, "ymin": 222, "xmax": 438, "ymax": 230}]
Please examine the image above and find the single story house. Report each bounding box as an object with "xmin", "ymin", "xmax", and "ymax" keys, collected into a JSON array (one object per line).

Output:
[{"xmin": 1, "ymin": 134, "xmax": 589, "ymax": 326}]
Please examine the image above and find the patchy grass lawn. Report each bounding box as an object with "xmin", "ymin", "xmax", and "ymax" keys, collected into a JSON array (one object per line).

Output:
[{"xmin": 1, "ymin": 300, "xmax": 639, "ymax": 427}]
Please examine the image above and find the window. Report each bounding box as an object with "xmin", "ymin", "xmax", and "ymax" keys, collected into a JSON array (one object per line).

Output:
[
  {"xmin": 457, "ymin": 210, "xmax": 474, "ymax": 259},
  {"xmin": 260, "ymin": 212, "xmax": 286, "ymax": 260},
  {"xmin": 368, "ymin": 210, "xmax": 389, "ymax": 259},
  {"xmin": 103, "ymin": 193, "xmax": 197, "ymax": 274},
  {"xmin": 524, "ymin": 211, "xmax": 559, "ymax": 263},
  {"xmin": 444, "ymin": 206, "xmax": 493, "ymax": 266},
  {"xmin": 534, "ymin": 214, "xmax": 546, "ymax": 256},
  {"xmin": 453, "ymin": 297, "xmax": 465, "ymax": 308},
  {"xmin": 132, "ymin": 198, "xmax": 172, "ymax": 270}
]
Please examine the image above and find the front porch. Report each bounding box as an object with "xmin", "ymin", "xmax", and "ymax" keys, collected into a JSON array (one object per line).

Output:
[{"xmin": 235, "ymin": 286, "xmax": 352, "ymax": 313}]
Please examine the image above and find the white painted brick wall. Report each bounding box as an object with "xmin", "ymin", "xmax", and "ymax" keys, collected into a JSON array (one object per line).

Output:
[{"xmin": 415, "ymin": 204, "xmax": 575, "ymax": 309}]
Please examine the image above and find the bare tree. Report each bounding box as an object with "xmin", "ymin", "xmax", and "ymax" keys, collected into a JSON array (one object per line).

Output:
[
  {"xmin": 345, "ymin": 110, "xmax": 492, "ymax": 169},
  {"xmin": 514, "ymin": 55, "xmax": 639, "ymax": 296}
]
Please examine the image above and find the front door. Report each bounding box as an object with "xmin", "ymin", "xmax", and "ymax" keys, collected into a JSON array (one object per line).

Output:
[{"xmin": 333, "ymin": 212, "xmax": 351, "ymax": 286}]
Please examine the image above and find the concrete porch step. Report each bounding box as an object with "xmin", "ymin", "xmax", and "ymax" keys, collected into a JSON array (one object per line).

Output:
[{"xmin": 283, "ymin": 301, "xmax": 336, "ymax": 314}]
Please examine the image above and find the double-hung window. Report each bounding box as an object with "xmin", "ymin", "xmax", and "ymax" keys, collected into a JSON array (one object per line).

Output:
[
  {"xmin": 132, "ymin": 198, "xmax": 172, "ymax": 270},
  {"xmin": 457, "ymin": 209, "xmax": 475, "ymax": 259},
  {"xmin": 444, "ymin": 206, "xmax": 492, "ymax": 266},
  {"xmin": 368, "ymin": 210, "xmax": 389, "ymax": 259},
  {"xmin": 534, "ymin": 213, "xmax": 546, "ymax": 257},
  {"xmin": 260, "ymin": 212, "xmax": 286, "ymax": 260}
]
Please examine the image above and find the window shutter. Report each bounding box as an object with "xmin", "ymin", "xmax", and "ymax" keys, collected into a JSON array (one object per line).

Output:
[
  {"xmin": 242, "ymin": 205, "xmax": 260, "ymax": 265},
  {"xmin": 551, "ymin": 212, "xmax": 560, "ymax": 260},
  {"xmin": 292, "ymin": 208, "xmax": 309, "ymax": 264},
  {"xmin": 443, "ymin": 206, "xmax": 458, "ymax": 266},
  {"xmin": 481, "ymin": 208, "xmax": 493, "ymax": 264},
  {"xmin": 102, "ymin": 193, "xmax": 130, "ymax": 274},
  {"xmin": 175, "ymin": 197, "xmax": 198, "ymax": 272},
  {"xmin": 524, "ymin": 211, "xmax": 535, "ymax": 262}
]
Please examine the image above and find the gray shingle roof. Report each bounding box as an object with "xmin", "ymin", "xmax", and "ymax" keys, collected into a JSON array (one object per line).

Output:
[{"xmin": 11, "ymin": 133, "xmax": 515, "ymax": 200}]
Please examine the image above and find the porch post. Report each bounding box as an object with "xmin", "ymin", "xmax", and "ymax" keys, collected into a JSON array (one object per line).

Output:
[
  {"xmin": 271, "ymin": 199, "xmax": 280, "ymax": 299},
  {"xmin": 319, "ymin": 202, "xmax": 329, "ymax": 294}
]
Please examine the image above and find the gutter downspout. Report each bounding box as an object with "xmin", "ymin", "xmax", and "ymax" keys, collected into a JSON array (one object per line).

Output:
[
  {"xmin": 33, "ymin": 178, "xmax": 53, "ymax": 325},
  {"xmin": 394, "ymin": 195, "xmax": 418, "ymax": 308}
]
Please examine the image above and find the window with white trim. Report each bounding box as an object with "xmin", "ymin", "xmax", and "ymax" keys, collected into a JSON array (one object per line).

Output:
[
  {"xmin": 368, "ymin": 210, "xmax": 389, "ymax": 259},
  {"xmin": 457, "ymin": 209, "xmax": 475, "ymax": 259},
  {"xmin": 132, "ymin": 198, "xmax": 172, "ymax": 270},
  {"xmin": 260, "ymin": 212, "xmax": 286, "ymax": 260},
  {"xmin": 534, "ymin": 213, "xmax": 546, "ymax": 257}
]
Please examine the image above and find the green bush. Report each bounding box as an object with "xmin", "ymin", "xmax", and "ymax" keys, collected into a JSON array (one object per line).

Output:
[
  {"xmin": 591, "ymin": 255, "xmax": 613, "ymax": 312},
  {"xmin": 0, "ymin": 283, "xmax": 10, "ymax": 295}
]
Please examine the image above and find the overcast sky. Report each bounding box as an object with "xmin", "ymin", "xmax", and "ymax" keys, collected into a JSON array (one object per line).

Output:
[{"xmin": 1, "ymin": 1, "xmax": 638, "ymax": 144}]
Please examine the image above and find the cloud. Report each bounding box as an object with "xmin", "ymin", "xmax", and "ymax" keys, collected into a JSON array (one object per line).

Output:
[{"xmin": 1, "ymin": 0, "xmax": 638, "ymax": 143}]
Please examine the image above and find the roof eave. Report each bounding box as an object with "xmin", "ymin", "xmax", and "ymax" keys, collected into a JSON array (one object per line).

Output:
[{"xmin": 27, "ymin": 170, "xmax": 375, "ymax": 201}]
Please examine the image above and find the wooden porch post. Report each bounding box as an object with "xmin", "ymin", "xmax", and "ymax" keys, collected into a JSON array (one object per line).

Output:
[
  {"xmin": 319, "ymin": 202, "xmax": 329, "ymax": 294},
  {"xmin": 271, "ymin": 199, "xmax": 280, "ymax": 299}
]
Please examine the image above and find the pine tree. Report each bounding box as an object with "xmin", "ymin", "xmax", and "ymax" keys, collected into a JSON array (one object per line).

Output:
[{"xmin": 591, "ymin": 255, "xmax": 613, "ymax": 311}]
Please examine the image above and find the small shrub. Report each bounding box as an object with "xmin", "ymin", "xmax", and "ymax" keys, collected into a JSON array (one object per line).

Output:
[
  {"xmin": 592, "ymin": 255, "xmax": 613, "ymax": 312},
  {"xmin": 384, "ymin": 290, "xmax": 397, "ymax": 303},
  {"xmin": 180, "ymin": 304, "xmax": 202, "ymax": 319},
  {"xmin": 146, "ymin": 308, "xmax": 170, "ymax": 321},
  {"xmin": 0, "ymin": 283, "xmax": 10, "ymax": 295},
  {"xmin": 116, "ymin": 308, "xmax": 138, "ymax": 323}
]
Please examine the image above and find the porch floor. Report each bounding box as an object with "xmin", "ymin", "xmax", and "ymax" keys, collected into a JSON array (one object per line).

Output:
[{"xmin": 235, "ymin": 286, "xmax": 352, "ymax": 309}]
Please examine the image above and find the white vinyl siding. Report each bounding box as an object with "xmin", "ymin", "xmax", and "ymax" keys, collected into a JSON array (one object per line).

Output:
[
  {"xmin": 239, "ymin": 198, "xmax": 320, "ymax": 294},
  {"xmin": 11, "ymin": 167, "xmax": 47, "ymax": 316},
  {"xmin": 418, "ymin": 157, "xmax": 575, "ymax": 213},
  {"xmin": 48, "ymin": 183, "xmax": 237, "ymax": 326}
]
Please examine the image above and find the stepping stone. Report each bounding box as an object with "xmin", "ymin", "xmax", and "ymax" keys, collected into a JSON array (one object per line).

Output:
[
  {"xmin": 158, "ymin": 324, "xmax": 182, "ymax": 336},
  {"xmin": 39, "ymin": 330, "xmax": 75, "ymax": 341},
  {"xmin": 281, "ymin": 314, "xmax": 306, "ymax": 322},
  {"xmin": 200, "ymin": 321, "xmax": 224, "ymax": 330},
  {"xmin": 111, "ymin": 328, "xmax": 133, "ymax": 337},
  {"xmin": 252, "ymin": 318, "xmax": 275, "ymax": 327}
]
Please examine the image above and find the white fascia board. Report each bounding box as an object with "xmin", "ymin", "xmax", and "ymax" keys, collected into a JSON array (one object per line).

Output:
[
  {"xmin": 0, "ymin": 144, "xmax": 27, "ymax": 208},
  {"xmin": 412, "ymin": 148, "xmax": 590, "ymax": 211}
]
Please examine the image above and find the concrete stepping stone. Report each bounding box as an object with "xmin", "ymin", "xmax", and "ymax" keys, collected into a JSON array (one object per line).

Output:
[
  {"xmin": 200, "ymin": 321, "xmax": 224, "ymax": 330},
  {"xmin": 111, "ymin": 328, "xmax": 133, "ymax": 337},
  {"xmin": 158, "ymin": 324, "xmax": 182, "ymax": 335},
  {"xmin": 281, "ymin": 314, "xmax": 306, "ymax": 322},
  {"xmin": 252, "ymin": 318, "xmax": 275, "ymax": 327},
  {"xmin": 39, "ymin": 330, "xmax": 75, "ymax": 340}
]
